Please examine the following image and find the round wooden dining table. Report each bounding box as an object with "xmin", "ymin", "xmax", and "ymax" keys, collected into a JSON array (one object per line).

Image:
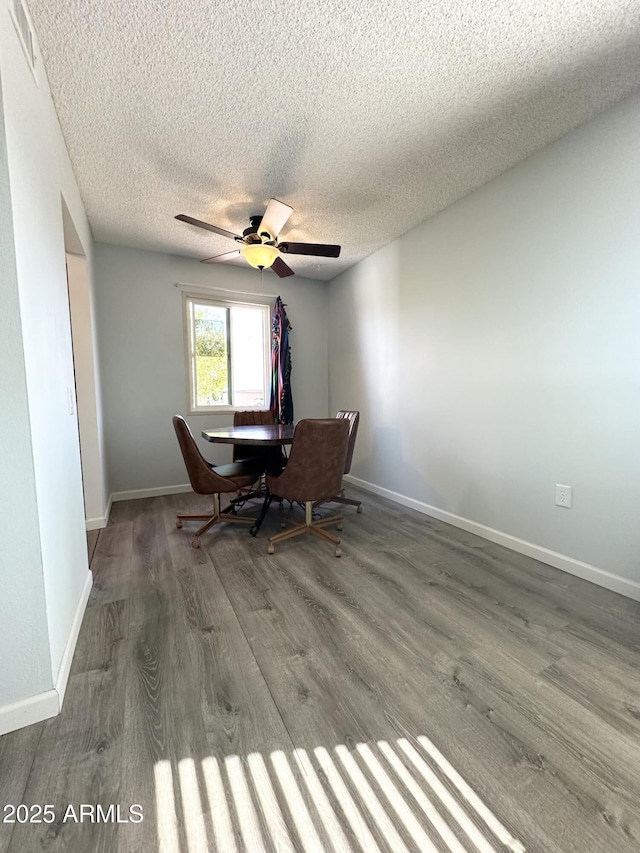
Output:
[
  {"xmin": 201, "ymin": 423, "xmax": 295, "ymax": 447},
  {"xmin": 201, "ymin": 423, "xmax": 296, "ymax": 535}
]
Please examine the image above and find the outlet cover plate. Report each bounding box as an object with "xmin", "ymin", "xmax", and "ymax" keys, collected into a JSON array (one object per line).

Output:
[{"xmin": 555, "ymin": 484, "xmax": 573, "ymax": 508}]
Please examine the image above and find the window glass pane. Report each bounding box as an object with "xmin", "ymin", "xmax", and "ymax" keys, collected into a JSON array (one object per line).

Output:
[
  {"xmin": 231, "ymin": 305, "xmax": 267, "ymax": 407},
  {"xmin": 193, "ymin": 303, "xmax": 229, "ymax": 406}
]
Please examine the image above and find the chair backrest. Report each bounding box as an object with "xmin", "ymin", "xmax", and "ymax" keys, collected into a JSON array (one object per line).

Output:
[
  {"xmin": 233, "ymin": 410, "xmax": 274, "ymax": 461},
  {"xmin": 173, "ymin": 415, "xmax": 235, "ymax": 495},
  {"xmin": 268, "ymin": 419, "xmax": 349, "ymax": 502},
  {"xmin": 336, "ymin": 410, "xmax": 360, "ymax": 474},
  {"xmin": 234, "ymin": 410, "xmax": 274, "ymax": 427}
]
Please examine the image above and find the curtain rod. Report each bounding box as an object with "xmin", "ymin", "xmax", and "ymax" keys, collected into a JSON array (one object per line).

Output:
[{"xmin": 174, "ymin": 281, "xmax": 279, "ymax": 300}]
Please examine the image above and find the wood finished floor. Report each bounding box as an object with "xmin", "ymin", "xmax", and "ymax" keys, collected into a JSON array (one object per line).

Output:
[{"xmin": 1, "ymin": 488, "xmax": 640, "ymax": 853}]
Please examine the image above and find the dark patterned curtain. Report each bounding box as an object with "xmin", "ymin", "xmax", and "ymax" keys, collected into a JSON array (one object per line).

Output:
[{"xmin": 269, "ymin": 296, "xmax": 294, "ymax": 425}]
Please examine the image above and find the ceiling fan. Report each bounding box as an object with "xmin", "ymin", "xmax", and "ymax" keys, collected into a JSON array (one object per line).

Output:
[{"xmin": 175, "ymin": 198, "xmax": 341, "ymax": 277}]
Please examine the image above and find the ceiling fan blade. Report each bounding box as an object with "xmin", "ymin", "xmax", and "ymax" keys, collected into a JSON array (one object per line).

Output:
[
  {"xmin": 201, "ymin": 250, "xmax": 242, "ymax": 264},
  {"xmin": 271, "ymin": 256, "xmax": 295, "ymax": 278},
  {"xmin": 259, "ymin": 199, "xmax": 293, "ymax": 239},
  {"xmin": 176, "ymin": 214, "xmax": 240, "ymax": 242},
  {"xmin": 278, "ymin": 242, "xmax": 341, "ymax": 258}
]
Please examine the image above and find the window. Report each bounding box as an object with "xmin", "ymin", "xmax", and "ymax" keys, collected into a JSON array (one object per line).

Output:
[{"xmin": 184, "ymin": 293, "xmax": 271, "ymax": 413}]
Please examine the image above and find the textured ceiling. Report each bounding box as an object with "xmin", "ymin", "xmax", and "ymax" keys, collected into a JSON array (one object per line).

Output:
[{"xmin": 29, "ymin": 0, "xmax": 640, "ymax": 280}]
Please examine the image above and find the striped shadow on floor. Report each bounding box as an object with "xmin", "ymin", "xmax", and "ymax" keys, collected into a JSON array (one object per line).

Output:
[{"xmin": 154, "ymin": 732, "xmax": 526, "ymax": 853}]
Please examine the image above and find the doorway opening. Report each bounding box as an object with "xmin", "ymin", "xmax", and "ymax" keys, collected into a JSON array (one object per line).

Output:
[{"xmin": 62, "ymin": 197, "xmax": 106, "ymax": 530}]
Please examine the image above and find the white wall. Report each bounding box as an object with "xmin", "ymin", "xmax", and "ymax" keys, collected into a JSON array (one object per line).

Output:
[
  {"xmin": 0, "ymin": 5, "xmax": 105, "ymax": 699},
  {"xmin": 329, "ymin": 92, "xmax": 640, "ymax": 591},
  {"xmin": 93, "ymin": 243, "xmax": 329, "ymax": 495},
  {"xmin": 0, "ymin": 70, "xmax": 52, "ymax": 708}
]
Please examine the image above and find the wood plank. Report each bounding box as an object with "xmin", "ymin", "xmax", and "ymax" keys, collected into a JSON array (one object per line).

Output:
[
  {"xmin": 0, "ymin": 725, "xmax": 44, "ymax": 853},
  {"xmin": 539, "ymin": 652, "xmax": 640, "ymax": 740},
  {"xmin": 87, "ymin": 522, "xmax": 134, "ymax": 608}
]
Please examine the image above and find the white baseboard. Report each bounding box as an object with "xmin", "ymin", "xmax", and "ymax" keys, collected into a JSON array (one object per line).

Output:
[
  {"xmin": 111, "ymin": 483, "xmax": 193, "ymax": 502},
  {"xmin": 0, "ymin": 571, "xmax": 93, "ymax": 736},
  {"xmin": 55, "ymin": 571, "xmax": 93, "ymax": 707},
  {"xmin": 344, "ymin": 474, "xmax": 640, "ymax": 602},
  {"xmin": 85, "ymin": 494, "xmax": 112, "ymax": 531},
  {"xmin": 0, "ymin": 690, "xmax": 59, "ymax": 737}
]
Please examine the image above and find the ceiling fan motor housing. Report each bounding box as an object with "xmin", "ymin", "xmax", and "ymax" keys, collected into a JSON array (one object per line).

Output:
[{"xmin": 243, "ymin": 215, "xmax": 275, "ymax": 244}]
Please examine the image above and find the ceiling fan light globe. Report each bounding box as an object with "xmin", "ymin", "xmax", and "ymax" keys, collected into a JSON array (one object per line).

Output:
[{"xmin": 241, "ymin": 243, "xmax": 280, "ymax": 269}]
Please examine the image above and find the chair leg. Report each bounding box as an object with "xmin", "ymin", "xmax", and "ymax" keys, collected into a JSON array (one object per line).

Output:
[
  {"xmin": 331, "ymin": 495, "xmax": 362, "ymax": 507},
  {"xmin": 310, "ymin": 525, "xmax": 340, "ymax": 545},
  {"xmin": 268, "ymin": 502, "xmax": 344, "ymax": 555},
  {"xmin": 310, "ymin": 524, "xmax": 342, "ymax": 557},
  {"xmin": 194, "ymin": 513, "xmax": 222, "ymax": 540},
  {"xmin": 314, "ymin": 513, "xmax": 344, "ymax": 530},
  {"xmin": 179, "ymin": 493, "xmax": 254, "ymax": 548},
  {"xmin": 267, "ymin": 521, "xmax": 309, "ymax": 545},
  {"xmin": 267, "ymin": 522, "xmax": 309, "ymax": 554},
  {"xmin": 326, "ymin": 495, "xmax": 363, "ymax": 512},
  {"xmin": 313, "ymin": 495, "xmax": 362, "ymax": 513},
  {"xmin": 176, "ymin": 512, "xmax": 212, "ymax": 529}
]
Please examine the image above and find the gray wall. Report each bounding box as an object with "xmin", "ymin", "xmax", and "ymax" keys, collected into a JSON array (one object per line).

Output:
[
  {"xmin": 93, "ymin": 243, "xmax": 330, "ymax": 494},
  {"xmin": 328, "ymin": 91, "xmax": 640, "ymax": 585},
  {"xmin": 0, "ymin": 74, "xmax": 52, "ymax": 705}
]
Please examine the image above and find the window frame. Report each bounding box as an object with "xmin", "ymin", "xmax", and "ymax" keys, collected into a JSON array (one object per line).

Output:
[{"xmin": 182, "ymin": 290, "xmax": 272, "ymax": 415}]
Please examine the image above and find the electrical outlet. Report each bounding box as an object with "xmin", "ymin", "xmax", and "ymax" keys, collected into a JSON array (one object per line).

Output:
[
  {"xmin": 555, "ymin": 484, "xmax": 572, "ymax": 508},
  {"xmin": 67, "ymin": 386, "xmax": 75, "ymax": 416}
]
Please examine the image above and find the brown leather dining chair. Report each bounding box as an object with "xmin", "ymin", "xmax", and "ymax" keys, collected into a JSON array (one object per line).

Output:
[
  {"xmin": 232, "ymin": 409, "xmax": 275, "ymax": 497},
  {"xmin": 265, "ymin": 418, "xmax": 350, "ymax": 557},
  {"xmin": 173, "ymin": 415, "xmax": 260, "ymax": 548},
  {"xmin": 315, "ymin": 410, "xmax": 362, "ymax": 513},
  {"xmin": 232, "ymin": 409, "xmax": 274, "ymax": 462}
]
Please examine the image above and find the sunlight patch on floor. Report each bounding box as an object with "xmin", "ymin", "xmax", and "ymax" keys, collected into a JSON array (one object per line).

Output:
[
  {"xmin": 153, "ymin": 759, "xmax": 180, "ymax": 852},
  {"xmin": 153, "ymin": 736, "xmax": 527, "ymax": 852},
  {"xmin": 314, "ymin": 745, "xmax": 381, "ymax": 852},
  {"xmin": 226, "ymin": 753, "xmax": 267, "ymax": 852},
  {"xmin": 178, "ymin": 758, "xmax": 208, "ymax": 852},
  {"xmin": 397, "ymin": 738, "xmax": 498, "ymax": 853},
  {"xmin": 377, "ymin": 740, "xmax": 467, "ymax": 853},
  {"xmin": 292, "ymin": 747, "xmax": 353, "ymax": 851},
  {"xmin": 355, "ymin": 742, "xmax": 440, "ymax": 852},
  {"xmin": 416, "ymin": 734, "xmax": 526, "ymax": 853},
  {"xmin": 201, "ymin": 756, "xmax": 238, "ymax": 853},
  {"xmin": 334, "ymin": 743, "xmax": 410, "ymax": 852},
  {"xmin": 271, "ymin": 750, "xmax": 326, "ymax": 852},
  {"xmin": 248, "ymin": 752, "xmax": 296, "ymax": 852}
]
